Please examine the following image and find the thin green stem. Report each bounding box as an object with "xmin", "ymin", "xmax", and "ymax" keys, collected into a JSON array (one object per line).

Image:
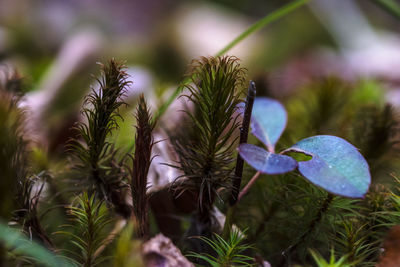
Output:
[
  {"xmin": 152, "ymin": 0, "xmax": 310, "ymax": 123},
  {"xmin": 216, "ymin": 0, "xmax": 310, "ymax": 56},
  {"xmin": 250, "ymin": 203, "xmax": 279, "ymax": 243},
  {"xmin": 371, "ymin": 0, "xmax": 400, "ymax": 20},
  {"xmin": 279, "ymin": 194, "xmax": 334, "ymax": 266}
]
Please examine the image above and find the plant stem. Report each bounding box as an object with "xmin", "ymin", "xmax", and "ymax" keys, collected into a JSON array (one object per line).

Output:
[
  {"xmin": 251, "ymin": 204, "xmax": 279, "ymax": 242},
  {"xmin": 94, "ymin": 219, "xmax": 126, "ymax": 258},
  {"xmin": 222, "ymin": 171, "xmax": 260, "ymax": 239},
  {"xmin": 279, "ymin": 194, "xmax": 334, "ymax": 266},
  {"xmin": 229, "ymin": 81, "xmax": 256, "ymax": 206},
  {"xmin": 216, "ymin": 0, "xmax": 310, "ymax": 56},
  {"xmin": 297, "ymin": 194, "xmax": 333, "ymax": 244},
  {"xmin": 248, "ymin": 184, "xmax": 289, "ymax": 244},
  {"xmin": 371, "ymin": 0, "xmax": 400, "ymax": 20},
  {"xmin": 238, "ymin": 171, "xmax": 261, "ymax": 203},
  {"xmin": 152, "ymin": 0, "xmax": 310, "ymax": 122}
]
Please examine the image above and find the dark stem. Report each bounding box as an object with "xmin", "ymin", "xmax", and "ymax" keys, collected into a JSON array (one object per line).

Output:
[
  {"xmin": 362, "ymin": 189, "xmax": 384, "ymax": 263},
  {"xmin": 131, "ymin": 95, "xmax": 154, "ymax": 238},
  {"xmin": 279, "ymin": 194, "xmax": 334, "ymax": 266},
  {"xmin": 229, "ymin": 81, "xmax": 256, "ymax": 206},
  {"xmin": 297, "ymin": 194, "xmax": 333, "ymax": 244},
  {"xmin": 248, "ymin": 184, "xmax": 286, "ymax": 244},
  {"xmin": 251, "ymin": 204, "xmax": 279, "ymax": 243}
]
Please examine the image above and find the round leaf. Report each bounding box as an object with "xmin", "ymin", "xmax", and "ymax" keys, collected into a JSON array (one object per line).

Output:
[
  {"xmin": 243, "ymin": 97, "xmax": 287, "ymax": 151},
  {"xmin": 287, "ymin": 135, "xmax": 371, "ymax": 198},
  {"xmin": 238, "ymin": 143, "xmax": 297, "ymax": 175}
]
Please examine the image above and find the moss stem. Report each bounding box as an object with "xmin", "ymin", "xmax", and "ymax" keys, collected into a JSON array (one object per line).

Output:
[{"xmin": 279, "ymin": 194, "xmax": 334, "ymax": 266}]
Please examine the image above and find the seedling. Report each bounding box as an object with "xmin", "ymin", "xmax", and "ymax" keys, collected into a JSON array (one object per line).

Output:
[
  {"xmin": 187, "ymin": 229, "xmax": 254, "ymax": 267},
  {"xmin": 238, "ymin": 97, "xmax": 371, "ymax": 199}
]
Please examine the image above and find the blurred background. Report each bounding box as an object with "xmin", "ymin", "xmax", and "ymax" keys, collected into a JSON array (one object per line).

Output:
[
  {"xmin": 3, "ymin": 2, "xmax": 400, "ymax": 264},
  {"xmin": 1, "ymin": 0, "xmax": 400, "ymax": 152}
]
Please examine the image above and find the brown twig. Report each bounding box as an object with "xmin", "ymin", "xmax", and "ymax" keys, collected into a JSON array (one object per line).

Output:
[
  {"xmin": 229, "ymin": 81, "xmax": 256, "ymax": 206},
  {"xmin": 130, "ymin": 95, "xmax": 155, "ymax": 239}
]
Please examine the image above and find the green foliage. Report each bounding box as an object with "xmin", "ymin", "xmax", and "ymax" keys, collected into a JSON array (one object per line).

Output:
[
  {"xmin": 172, "ymin": 56, "xmax": 245, "ymax": 215},
  {"xmin": 351, "ymin": 104, "xmax": 400, "ymax": 181},
  {"xmin": 1, "ymin": 50, "xmax": 400, "ymax": 267},
  {"xmin": 187, "ymin": 229, "xmax": 255, "ymax": 267},
  {"xmin": 69, "ymin": 59, "xmax": 132, "ymax": 218},
  {"xmin": 0, "ymin": 70, "xmax": 27, "ymax": 220},
  {"xmin": 11, "ymin": 172, "xmax": 54, "ymax": 249},
  {"xmin": 59, "ymin": 192, "xmax": 113, "ymax": 267},
  {"xmin": 333, "ymin": 220, "xmax": 374, "ymax": 265},
  {"xmin": 282, "ymin": 77, "xmax": 353, "ymax": 144},
  {"xmin": 113, "ymin": 222, "xmax": 144, "ymax": 267},
  {"xmin": 310, "ymin": 249, "xmax": 351, "ymax": 267},
  {"xmin": 0, "ymin": 221, "xmax": 72, "ymax": 266}
]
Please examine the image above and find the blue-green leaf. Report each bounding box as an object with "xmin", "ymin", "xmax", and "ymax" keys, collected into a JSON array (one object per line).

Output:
[
  {"xmin": 241, "ymin": 97, "xmax": 287, "ymax": 152},
  {"xmin": 286, "ymin": 135, "xmax": 371, "ymax": 198},
  {"xmin": 238, "ymin": 144, "xmax": 297, "ymax": 175}
]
